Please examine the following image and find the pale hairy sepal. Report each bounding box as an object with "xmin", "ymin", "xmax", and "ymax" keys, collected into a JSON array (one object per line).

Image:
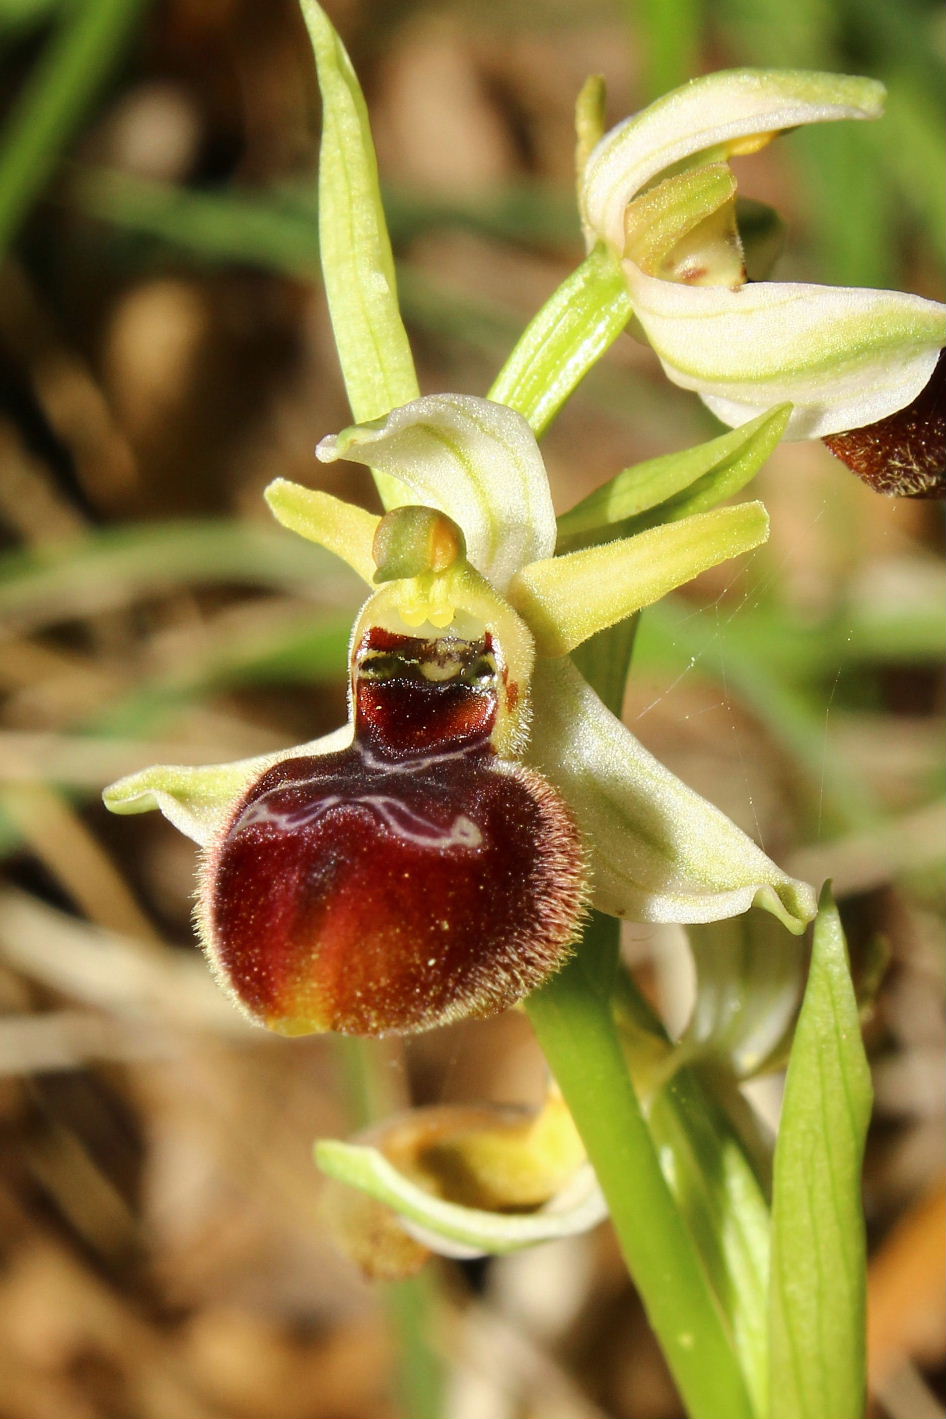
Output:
[
  {"xmin": 582, "ymin": 69, "xmax": 885, "ymax": 254},
  {"xmin": 102, "ymin": 725, "xmax": 354, "ymax": 846},
  {"xmin": 315, "ymin": 1139, "xmax": 607, "ymax": 1258},
  {"xmin": 317, "ymin": 394, "xmax": 556, "ymax": 590},
  {"xmin": 625, "ymin": 265, "xmax": 946, "ymax": 438},
  {"xmin": 264, "ymin": 480, "xmax": 379, "ymax": 584},
  {"xmin": 529, "ymin": 657, "xmax": 817, "ymax": 932},
  {"xmin": 511, "ymin": 502, "xmax": 769, "ymax": 657}
]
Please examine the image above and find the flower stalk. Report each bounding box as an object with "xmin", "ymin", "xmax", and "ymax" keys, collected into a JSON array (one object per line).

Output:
[{"xmin": 526, "ymin": 919, "xmax": 757, "ymax": 1419}]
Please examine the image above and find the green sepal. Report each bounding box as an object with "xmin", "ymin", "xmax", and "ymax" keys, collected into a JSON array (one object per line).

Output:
[{"xmin": 316, "ymin": 394, "xmax": 556, "ymax": 591}]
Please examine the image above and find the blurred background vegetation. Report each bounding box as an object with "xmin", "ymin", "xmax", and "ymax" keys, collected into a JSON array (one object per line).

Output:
[{"xmin": 0, "ymin": 1, "xmax": 943, "ymax": 1416}]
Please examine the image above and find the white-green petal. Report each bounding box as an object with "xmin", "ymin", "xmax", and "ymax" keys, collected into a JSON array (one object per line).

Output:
[
  {"xmin": 316, "ymin": 1139, "xmax": 607, "ymax": 1258},
  {"xmin": 102, "ymin": 725, "xmax": 354, "ymax": 846},
  {"xmin": 582, "ymin": 69, "xmax": 885, "ymax": 254},
  {"xmin": 531, "ymin": 657, "xmax": 817, "ymax": 932},
  {"xmin": 317, "ymin": 394, "xmax": 556, "ymax": 590},
  {"xmin": 511, "ymin": 502, "xmax": 768, "ymax": 657},
  {"xmin": 625, "ymin": 264, "xmax": 946, "ymax": 437}
]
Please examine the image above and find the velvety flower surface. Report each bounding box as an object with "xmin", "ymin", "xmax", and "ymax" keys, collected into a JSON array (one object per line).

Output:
[
  {"xmin": 104, "ymin": 393, "xmax": 816, "ymax": 1037},
  {"xmin": 579, "ymin": 69, "xmax": 946, "ymax": 454}
]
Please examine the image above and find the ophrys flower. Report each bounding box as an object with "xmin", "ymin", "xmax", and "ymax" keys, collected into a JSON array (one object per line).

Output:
[{"xmin": 104, "ymin": 393, "xmax": 816, "ymax": 1037}]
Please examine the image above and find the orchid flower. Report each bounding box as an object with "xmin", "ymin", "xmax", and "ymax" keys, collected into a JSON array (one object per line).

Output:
[
  {"xmin": 104, "ymin": 392, "xmax": 815, "ymax": 1037},
  {"xmin": 579, "ymin": 69, "xmax": 945, "ymax": 495}
]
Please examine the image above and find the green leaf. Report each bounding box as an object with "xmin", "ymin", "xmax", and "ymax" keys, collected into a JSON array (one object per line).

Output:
[
  {"xmin": 299, "ymin": 0, "xmax": 418, "ymax": 506},
  {"xmin": 767, "ymin": 886, "xmax": 872, "ymax": 1419},
  {"xmin": 488, "ymin": 244, "xmax": 632, "ymax": 435},
  {"xmin": 557, "ymin": 405, "xmax": 790, "ymax": 548},
  {"xmin": 649, "ymin": 1071, "xmax": 772, "ymax": 1416},
  {"xmin": 612, "ymin": 969, "xmax": 773, "ymax": 1415}
]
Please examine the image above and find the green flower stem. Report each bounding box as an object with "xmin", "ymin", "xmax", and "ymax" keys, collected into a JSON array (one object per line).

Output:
[
  {"xmin": 0, "ymin": 0, "xmax": 147, "ymax": 257},
  {"xmin": 488, "ymin": 244, "xmax": 632, "ymax": 435},
  {"xmin": 333, "ymin": 1035, "xmax": 446, "ymax": 1419},
  {"xmin": 525, "ymin": 923, "xmax": 756, "ymax": 1419},
  {"xmin": 384, "ymin": 1267, "xmax": 445, "ymax": 1419}
]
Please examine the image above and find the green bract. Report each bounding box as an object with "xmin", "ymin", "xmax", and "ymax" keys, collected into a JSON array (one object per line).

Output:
[{"xmin": 580, "ymin": 68, "xmax": 946, "ymax": 438}]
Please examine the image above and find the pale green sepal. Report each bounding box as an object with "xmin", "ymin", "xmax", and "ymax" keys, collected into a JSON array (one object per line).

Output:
[
  {"xmin": 530, "ymin": 657, "xmax": 817, "ymax": 930},
  {"xmin": 317, "ymin": 394, "xmax": 556, "ymax": 590},
  {"xmin": 511, "ymin": 502, "xmax": 768, "ymax": 657},
  {"xmin": 768, "ymin": 885, "xmax": 872, "ymax": 1419},
  {"xmin": 264, "ymin": 479, "xmax": 379, "ymax": 584},
  {"xmin": 316, "ymin": 1140, "xmax": 607, "ymax": 1258},
  {"xmin": 487, "ymin": 245, "xmax": 632, "ymax": 436},
  {"xmin": 626, "ymin": 263, "xmax": 946, "ymax": 437},
  {"xmin": 582, "ymin": 69, "xmax": 885, "ymax": 254},
  {"xmin": 557, "ymin": 404, "xmax": 790, "ymax": 547},
  {"xmin": 102, "ymin": 725, "xmax": 354, "ymax": 845},
  {"xmin": 299, "ymin": 0, "xmax": 418, "ymax": 508},
  {"xmin": 674, "ymin": 910, "xmax": 806, "ymax": 1080}
]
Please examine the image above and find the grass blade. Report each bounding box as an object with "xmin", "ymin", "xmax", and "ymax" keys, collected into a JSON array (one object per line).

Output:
[{"xmin": 0, "ymin": 0, "xmax": 146, "ymax": 256}]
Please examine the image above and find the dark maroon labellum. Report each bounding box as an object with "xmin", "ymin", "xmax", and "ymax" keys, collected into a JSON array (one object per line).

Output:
[
  {"xmin": 823, "ymin": 347, "xmax": 945, "ymax": 498},
  {"xmin": 204, "ymin": 630, "xmax": 586, "ymax": 1036}
]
